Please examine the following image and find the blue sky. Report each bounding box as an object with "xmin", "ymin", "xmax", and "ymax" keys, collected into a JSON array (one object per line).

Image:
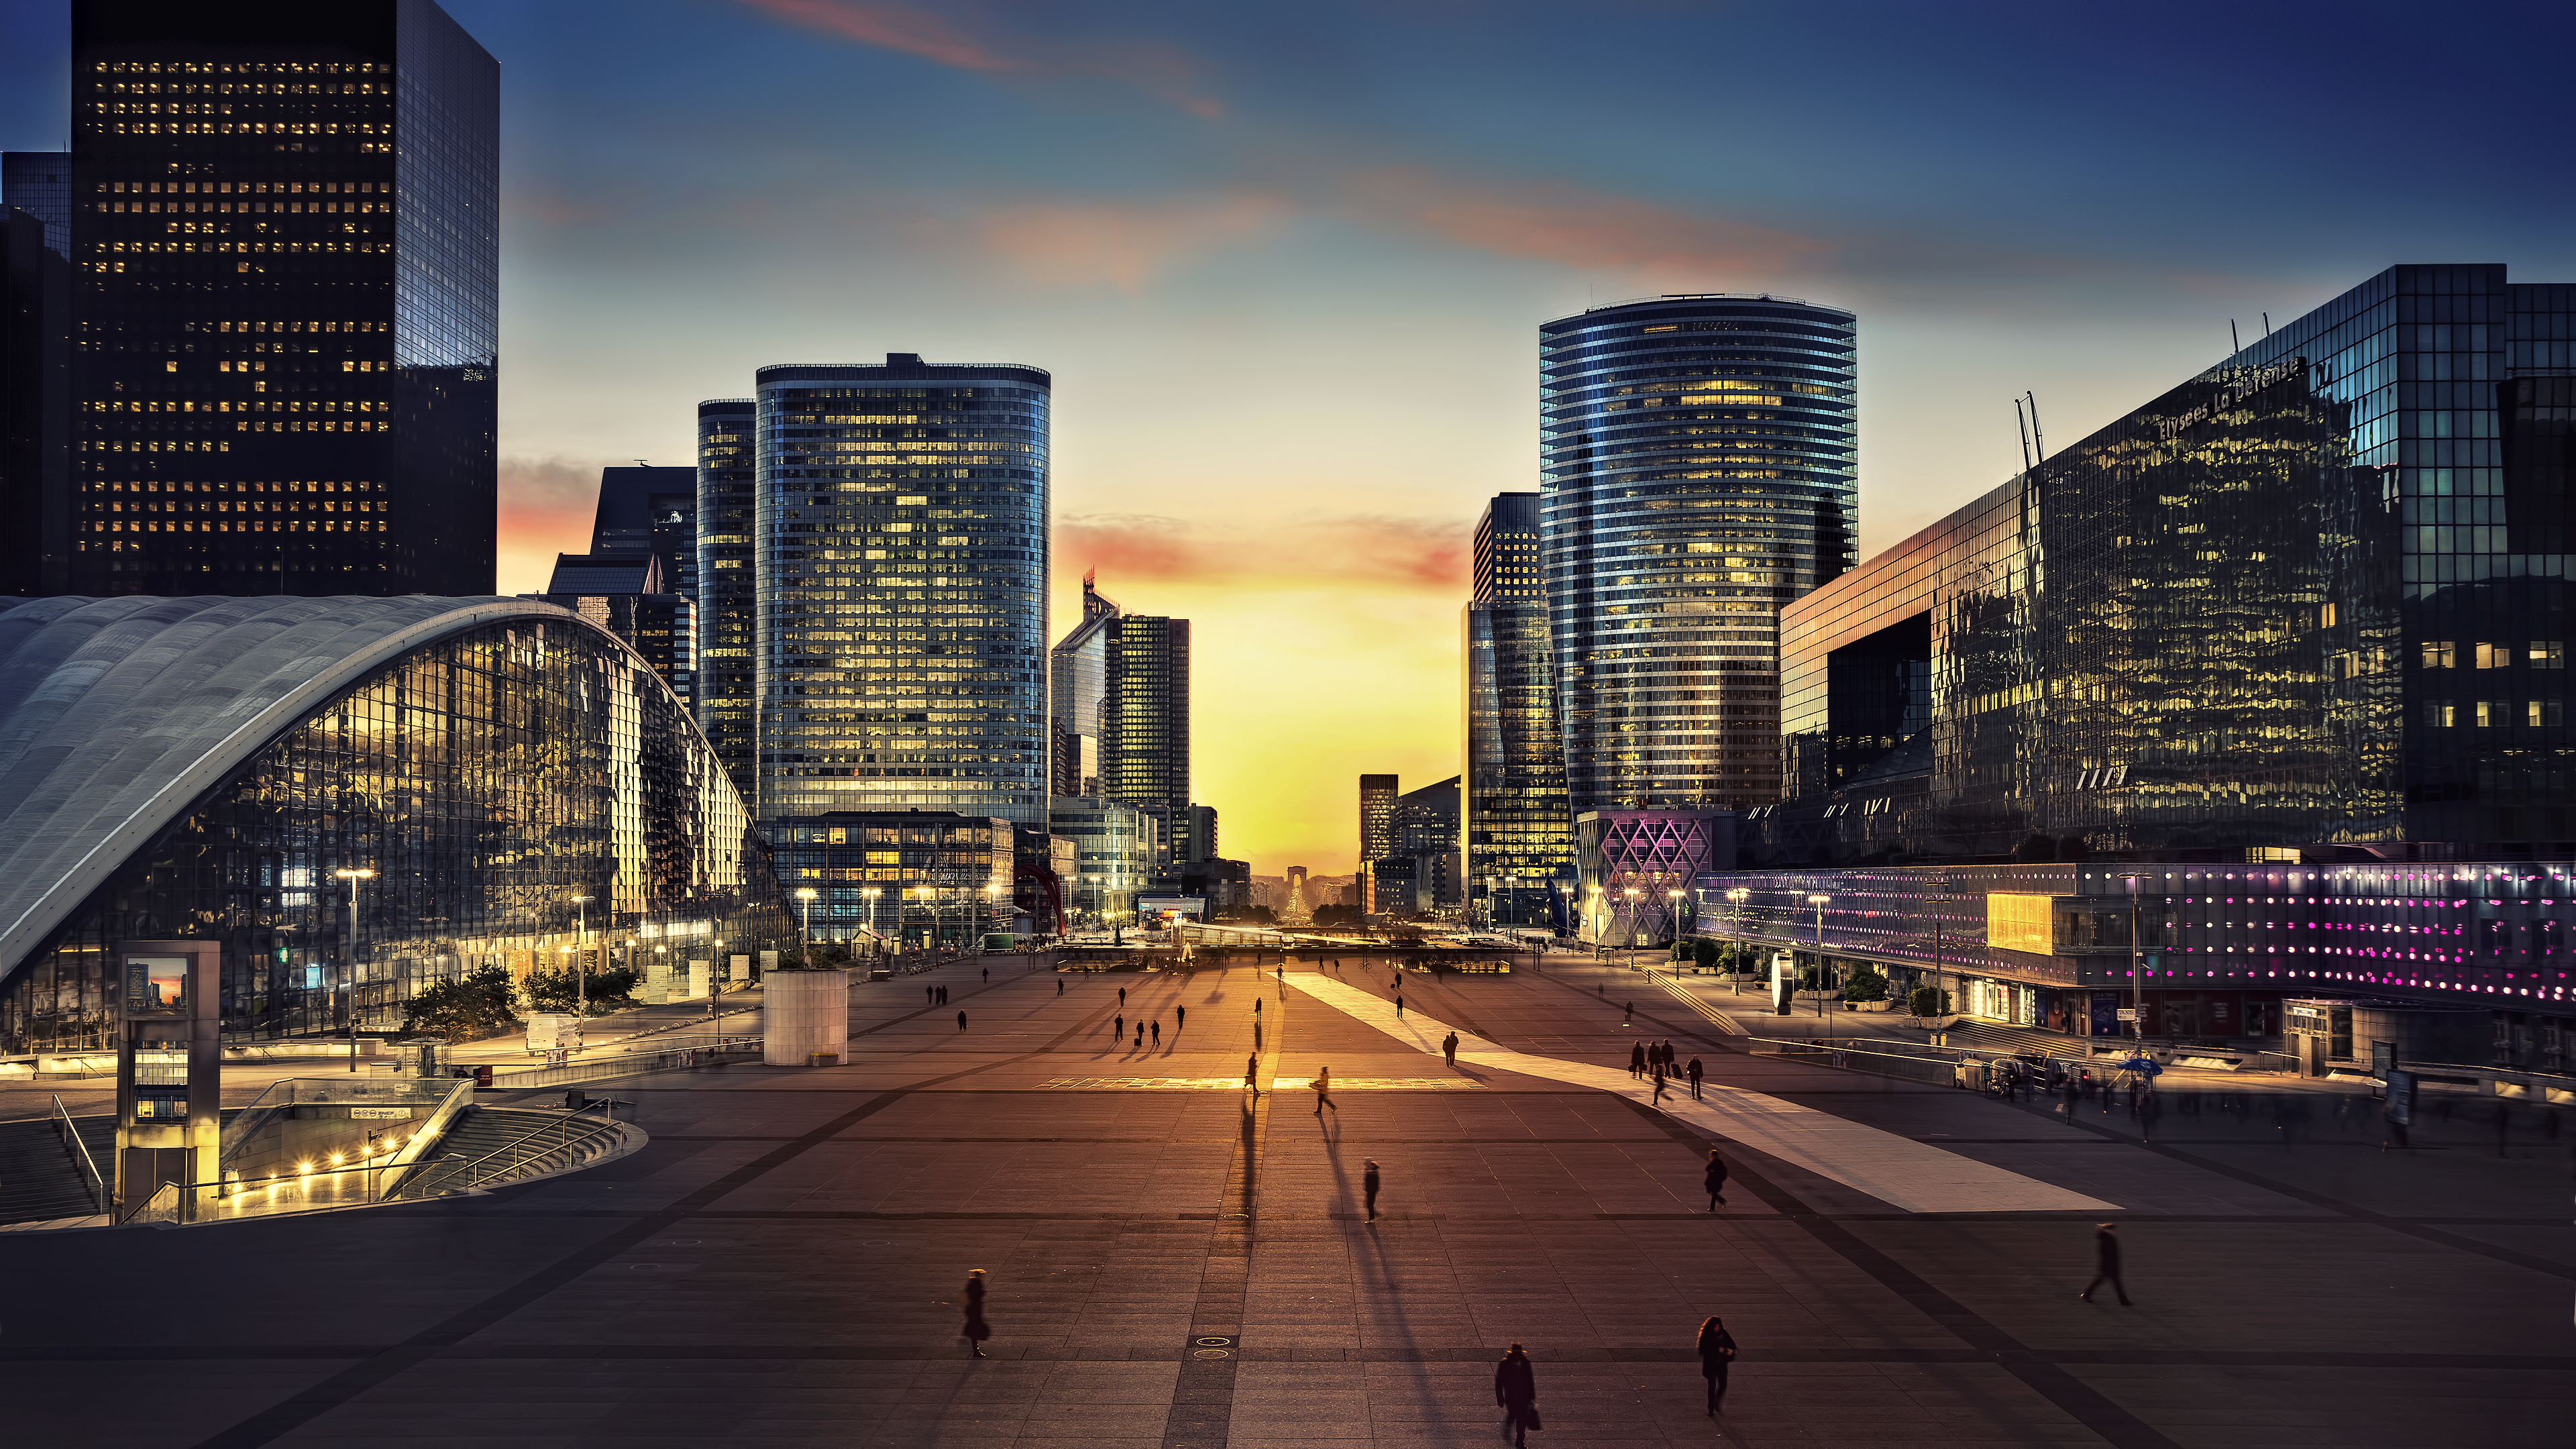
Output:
[{"xmin": 7, "ymin": 0, "xmax": 2572, "ymax": 870}]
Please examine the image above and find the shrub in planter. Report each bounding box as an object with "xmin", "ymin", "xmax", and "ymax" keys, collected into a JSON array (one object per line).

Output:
[{"xmin": 1842, "ymin": 965, "xmax": 1890, "ymax": 1004}]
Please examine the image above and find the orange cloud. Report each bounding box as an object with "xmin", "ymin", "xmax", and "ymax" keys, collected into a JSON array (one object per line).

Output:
[
  {"xmin": 1059, "ymin": 513, "xmax": 1468, "ymax": 594},
  {"xmin": 978, "ymin": 193, "xmax": 1291, "ymax": 292},
  {"xmin": 495, "ymin": 454, "xmax": 604, "ymax": 594},
  {"xmin": 1341, "ymin": 166, "xmax": 1832, "ymax": 278},
  {"xmin": 736, "ymin": 0, "xmax": 1221, "ymax": 117}
]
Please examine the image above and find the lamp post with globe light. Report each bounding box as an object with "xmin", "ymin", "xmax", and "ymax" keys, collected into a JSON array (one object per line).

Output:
[
  {"xmin": 1807, "ymin": 894, "xmax": 1831, "ymax": 1017},
  {"xmin": 332, "ymin": 867, "xmax": 376, "ymax": 1070}
]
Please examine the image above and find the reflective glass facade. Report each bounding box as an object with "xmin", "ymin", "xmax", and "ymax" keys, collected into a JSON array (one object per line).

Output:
[
  {"xmin": 66, "ymin": 1, "xmax": 498, "ymax": 597},
  {"xmin": 1541, "ymin": 295, "xmax": 1858, "ymax": 813},
  {"xmin": 696, "ymin": 399, "xmax": 758, "ymax": 804},
  {"xmin": 1760, "ymin": 264, "xmax": 2576, "ymax": 865},
  {"xmin": 1700, "ymin": 860, "xmax": 2573, "ymax": 1057},
  {"xmin": 2, "ymin": 610, "xmax": 789, "ymax": 1057},
  {"xmin": 1049, "ymin": 796, "xmax": 1160, "ymax": 926},
  {"xmin": 1464, "ymin": 600, "xmax": 1569, "ymax": 909},
  {"xmin": 770, "ymin": 812, "xmax": 1016, "ymax": 949},
  {"xmin": 755, "ymin": 356, "xmax": 1050, "ymax": 828},
  {"xmin": 1048, "ymin": 573, "xmax": 1118, "ymax": 797}
]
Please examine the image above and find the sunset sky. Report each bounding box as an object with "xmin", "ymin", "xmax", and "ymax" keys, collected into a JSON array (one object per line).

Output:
[{"xmin": 7, "ymin": 1, "xmax": 2571, "ymax": 877}]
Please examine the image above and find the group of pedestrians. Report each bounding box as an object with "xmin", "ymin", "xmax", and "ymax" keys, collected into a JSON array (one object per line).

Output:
[
  {"xmin": 1491, "ymin": 1320, "xmax": 1738, "ymax": 1444},
  {"xmin": 924, "ymin": 983, "xmax": 951, "ymax": 1006},
  {"xmin": 1629, "ymin": 1038, "xmax": 1704, "ymax": 1104}
]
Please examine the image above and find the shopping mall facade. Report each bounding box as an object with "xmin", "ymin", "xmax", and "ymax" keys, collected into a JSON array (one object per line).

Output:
[
  {"xmin": 0, "ymin": 596, "xmax": 794, "ymax": 1059},
  {"xmin": 1708, "ymin": 264, "xmax": 2576, "ymax": 1071}
]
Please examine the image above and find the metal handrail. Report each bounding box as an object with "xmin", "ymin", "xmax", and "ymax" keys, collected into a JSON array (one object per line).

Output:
[
  {"xmin": 408, "ymin": 1111, "xmax": 627, "ymax": 1195},
  {"xmin": 51, "ymin": 1093, "xmax": 106, "ymax": 1216}
]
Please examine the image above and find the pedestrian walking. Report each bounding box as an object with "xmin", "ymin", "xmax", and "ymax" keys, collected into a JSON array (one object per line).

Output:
[
  {"xmin": 1254, "ymin": 998, "xmax": 1263, "ymax": 1017},
  {"xmin": 1629, "ymin": 1042, "xmax": 1647, "ymax": 1079},
  {"xmin": 1687, "ymin": 1055, "xmax": 1703, "ymax": 1099},
  {"xmin": 1057, "ymin": 978, "xmax": 1065, "ymax": 996},
  {"xmin": 1652, "ymin": 1061, "xmax": 1670, "ymax": 1105},
  {"xmin": 926, "ymin": 985, "xmax": 936, "ymax": 1005},
  {"xmin": 1115, "ymin": 1013, "xmax": 1124, "ymax": 1042},
  {"xmin": 1395, "ymin": 993, "xmax": 1405, "ymax": 1018},
  {"xmin": 1245, "ymin": 1054, "xmax": 1262, "ymax": 1095},
  {"xmin": 1443, "ymin": 1031, "xmax": 1459, "ymax": 1068},
  {"xmin": 1704, "ymin": 1148, "xmax": 1729, "ymax": 1209},
  {"xmin": 1494, "ymin": 1343, "xmax": 1538, "ymax": 1448},
  {"xmin": 1119, "ymin": 985, "xmax": 1127, "ymax": 1006},
  {"xmin": 2080, "ymin": 1223, "xmax": 2132, "ymax": 1305},
  {"xmin": 1312, "ymin": 1065, "xmax": 1338, "ymax": 1115},
  {"xmin": 957, "ymin": 1010, "xmax": 967, "ymax": 1032},
  {"xmin": 982, "ymin": 967, "xmax": 989, "ymax": 983},
  {"xmin": 1150, "ymin": 1020, "xmax": 1161, "ymax": 1047},
  {"xmin": 1624, "ymin": 1000, "xmax": 1634, "ymax": 1023},
  {"xmin": 1254, "ymin": 1021, "xmax": 1263, "ymax": 1052},
  {"xmin": 1176, "ymin": 1004, "xmax": 1186, "ymax": 1031},
  {"xmin": 961, "ymin": 1269, "xmax": 991, "ymax": 1356},
  {"xmin": 1696, "ymin": 1314, "xmax": 1738, "ymax": 1415},
  {"xmin": 1364, "ymin": 1157, "xmax": 1381, "ymax": 1221},
  {"xmin": 1134, "ymin": 1021, "xmax": 1144, "ymax": 1049}
]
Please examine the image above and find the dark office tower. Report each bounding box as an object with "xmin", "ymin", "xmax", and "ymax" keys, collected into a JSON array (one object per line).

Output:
[
  {"xmin": 1049, "ymin": 570, "xmax": 1121, "ymax": 796},
  {"xmin": 1101, "ymin": 613, "xmax": 1190, "ymax": 839},
  {"xmin": 1466, "ymin": 494, "xmax": 1570, "ymax": 918},
  {"xmin": 1183, "ymin": 804, "xmax": 1218, "ymax": 865},
  {"xmin": 4, "ymin": 205, "xmax": 74, "ymax": 596},
  {"xmin": 3, "ymin": 155, "xmax": 73, "ymax": 258},
  {"xmin": 1358, "ymin": 773, "xmax": 1398, "ymax": 910},
  {"xmin": 537, "ymin": 551, "xmax": 692, "ymax": 708},
  {"xmin": 590, "ymin": 463, "xmax": 698, "ymax": 602},
  {"xmin": 696, "ymin": 399, "xmax": 757, "ymax": 802},
  {"xmin": 1540, "ymin": 294, "xmax": 1856, "ymax": 812},
  {"xmin": 66, "ymin": 1, "xmax": 498, "ymax": 597},
  {"xmin": 1474, "ymin": 491, "xmax": 1542, "ymax": 601},
  {"xmin": 754, "ymin": 354, "xmax": 1050, "ymax": 828}
]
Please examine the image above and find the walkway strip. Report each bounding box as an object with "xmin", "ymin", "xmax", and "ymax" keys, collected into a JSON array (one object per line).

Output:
[
  {"xmin": 1290, "ymin": 975, "xmax": 2114, "ymax": 1216},
  {"xmin": 1651, "ymin": 972, "xmax": 1745, "ymax": 1034}
]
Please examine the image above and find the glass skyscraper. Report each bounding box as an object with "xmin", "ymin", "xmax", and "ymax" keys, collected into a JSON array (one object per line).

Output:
[
  {"xmin": 1540, "ymin": 294, "xmax": 1858, "ymax": 813},
  {"xmin": 1101, "ymin": 612, "xmax": 1190, "ymax": 855},
  {"xmin": 696, "ymin": 398, "xmax": 757, "ymax": 804},
  {"xmin": 1465, "ymin": 492, "xmax": 1571, "ymax": 919},
  {"xmin": 753, "ymin": 354, "xmax": 1050, "ymax": 828},
  {"xmin": 1048, "ymin": 572, "xmax": 1120, "ymax": 796},
  {"xmin": 65, "ymin": 1, "xmax": 498, "ymax": 596}
]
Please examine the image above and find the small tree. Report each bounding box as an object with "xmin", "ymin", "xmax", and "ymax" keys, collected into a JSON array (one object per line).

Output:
[
  {"xmin": 1907, "ymin": 984, "xmax": 1953, "ymax": 1018},
  {"xmin": 1690, "ymin": 937, "xmax": 1720, "ymax": 971},
  {"xmin": 523, "ymin": 964, "xmax": 641, "ymax": 1015},
  {"xmin": 1842, "ymin": 965, "xmax": 1889, "ymax": 1003},
  {"xmin": 400, "ymin": 964, "xmax": 519, "ymax": 1042}
]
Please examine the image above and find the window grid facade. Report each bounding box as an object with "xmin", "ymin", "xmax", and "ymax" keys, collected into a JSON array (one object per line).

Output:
[
  {"xmin": 696, "ymin": 398, "xmax": 757, "ymax": 804},
  {"xmin": 1540, "ymin": 294, "xmax": 1858, "ymax": 814}
]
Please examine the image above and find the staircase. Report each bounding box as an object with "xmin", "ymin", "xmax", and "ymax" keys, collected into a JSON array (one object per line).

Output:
[
  {"xmin": 388, "ymin": 1106, "xmax": 632, "ymax": 1198},
  {"xmin": 1945, "ymin": 1020, "xmax": 2098, "ymax": 1059},
  {"xmin": 0, "ymin": 1114, "xmax": 113, "ymax": 1225}
]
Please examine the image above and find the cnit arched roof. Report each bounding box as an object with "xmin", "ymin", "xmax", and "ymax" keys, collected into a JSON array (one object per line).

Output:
[{"xmin": 0, "ymin": 595, "xmax": 600, "ymax": 979}]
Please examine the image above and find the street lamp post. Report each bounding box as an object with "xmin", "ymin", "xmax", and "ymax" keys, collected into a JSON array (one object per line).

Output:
[
  {"xmin": 571, "ymin": 895, "xmax": 592, "ymax": 1015},
  {"xmin": 1725, "ymin": 888, "xmax": 1750, "ymax": 984},
  {"xmin": 795, "ymin": 888, "xmax": 818, "ymax": 966},
  {"xmin": 1807, "ymin": 893, "xmax": 1831, "ymax": 1018},
  {"xmin": 1623, "ymin": 887, "xmax": 1641, "ymax": 953},
  {"xmin": 862, "ymin": 888, "xmax": 881, "ymax": 956},
  {"xmin": 708, "ymin": 937, "xmax": 724, "ymax": 1028},
  {"xmin": 1666, "ymin": 888, "xmax": 1686, "ymax": 963},
  {"xmin": 332, "ymin": 867, "xmax": 376, "ymax": 1071},
  {"xmin": 2127, "ymin": 875, "xmax": 2145, "ymax": 1049}
]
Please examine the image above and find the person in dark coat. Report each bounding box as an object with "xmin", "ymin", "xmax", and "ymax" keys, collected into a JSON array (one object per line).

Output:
[
  {"xmin": 1176, "ymin": 1004, "xmax": 1185, "ymax": 1031},
  {"xmin": 961, "ymin": 1269, "xmax": 991, "ymax": 1356},
  {"xmin": 1704, "ymin": 1148, "xmax": 1729, "ymax": 1210},
  {"xmin": 957, "ymin": 1010, "xmax": 967, "ymax": 1032},
  {"xmin": 1244, "ymin": 1053, "xmax": 1261, "ymax": 1095},
  {"xmin": 1629, "ymin": 1042, "xmax": 1647, "ymax": 1079},
  {"xmin": 1364, "ymin": 1158, "xmax": 1381, "ymax": 1221},
  {"xmin": 1651, "ymin": 1060, "xmax": 1670, "ymax": 1105},
  {"xmin": 1686, "ymin": 1056, "xmax": 1704, "ymax": 1099},
  {"xmin": 1443, "ymin": 1031, "xmax": 1459, "ymax": 1067},
  {"xmin": 1494, "ymin": 1342, "xmax": 1537, "ymax": 1447},
  {"xmin": 2080, "ymin": 1222, "xmax": 2131, "ymax": 1305},
  {"xmin": 1696, "ymin": 1314, "xmax": 1737, "ymax": 1414}
]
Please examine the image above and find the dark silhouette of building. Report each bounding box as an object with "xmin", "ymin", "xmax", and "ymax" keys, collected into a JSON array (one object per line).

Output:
[
  {"xmin": 3, "ymin": 203, "xmax": 72, "ymax": 595},
  {"xmin": 695, "ymin": 399, "xmax": 757, "ymax": 803},
  {"xmin": 64, "ymin": 1, "xmax": 499, "ymax": 597},
  {"xmin": 1049, "ymin": 571, "xmax": 1120, "ymax": 796},
  {"xmin": 590, "ymin": 464, "xmax": 698, "ymax": 602},
  {"xmin": 535, "ymin": 551, "xmax": 693, "ymax": 710}
]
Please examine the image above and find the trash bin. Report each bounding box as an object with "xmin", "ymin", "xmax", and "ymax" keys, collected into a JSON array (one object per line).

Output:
[{"xmin": 473, "ymin": 1064, "xmax": 494, "ymax": 1087}]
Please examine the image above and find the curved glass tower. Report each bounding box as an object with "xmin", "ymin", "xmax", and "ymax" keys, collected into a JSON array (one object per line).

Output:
[
  {"xmin": 754, "ymin": 354, "xmax": 1051, "ymax": 827},
  {"xmin": 1540, "ymin": 294, "xmax": 1856, "ymax": 812}
]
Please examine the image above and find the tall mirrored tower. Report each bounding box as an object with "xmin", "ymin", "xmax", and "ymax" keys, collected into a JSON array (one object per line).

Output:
[{"xmin": 1540, "ymin": 294, "xmax": 1856, "ymax": 812}]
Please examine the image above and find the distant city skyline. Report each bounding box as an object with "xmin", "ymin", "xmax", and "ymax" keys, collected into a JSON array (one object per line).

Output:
[{"xmin": 7, "ymin": 0, "xmax": 2569, "ymax": 873}]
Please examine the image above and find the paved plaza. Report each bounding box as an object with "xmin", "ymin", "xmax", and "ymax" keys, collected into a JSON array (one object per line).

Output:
[{"xmin": 3, "ymin": 955, "xmax": 2570, "ymax": 1448}]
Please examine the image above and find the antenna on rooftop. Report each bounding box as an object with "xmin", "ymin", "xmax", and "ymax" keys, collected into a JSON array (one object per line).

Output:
[
  {"xmin": 2261, "ymin": 311, "xmax": 2272, "ymax": 339},
  {"xmin": 2229, "ymin": 319, "xmax": 2241, "ymax": 358}
]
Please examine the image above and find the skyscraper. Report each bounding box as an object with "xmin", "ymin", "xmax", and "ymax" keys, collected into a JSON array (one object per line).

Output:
[
  {"xmin": 1464, "ymin": 492, "xmax": 1570, "ymax": 922},
  {"xmin": 1101, "ymin": 612, "xmax": 1190, "ymax": 851},
  {"xmin": 590, "ymin": 463, "xmax": 698, "ymax": 602},
  {"xmin": 1540, "ymin": 294, "xmax": 1856, "ymax": 812},
  {"xmin": 2, "ymin": 154, "xmax": 72, "ymax": 258},
  {"xmin": 66, "ymin": 1, "xmax": 499, "ymax": 596},
  {"xmin": 1049, "ymin": 571, "xmax": 1120, "ymax": 796},
  {"xmin": 537, "ymin": 551, "xmax": 693, "ymax": 710},
  {"xmin": 3, "ymin": 203, "xmax": 72, "ymax": 596},
  {"xmin": 1358, "ymin": 773, "xmax": 1397, "ymax": 910},
  {"xmin": 696, "ymin": 399, "xmax": 757, "ymax": 804},
  {"xmin": 753, "ymin": 354, "xmax": 1050, "ymax": 828}
]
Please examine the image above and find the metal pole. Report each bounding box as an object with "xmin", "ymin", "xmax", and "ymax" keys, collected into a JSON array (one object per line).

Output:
[{"xmin": 2127, "ymin": 875, "xmax": 2143, "ymax": 1051}]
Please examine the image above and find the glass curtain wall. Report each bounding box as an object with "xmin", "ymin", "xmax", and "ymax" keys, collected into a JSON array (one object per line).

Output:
[{"xmin": 1, "ymin": 616, "xmax": 790, "ymax": 1056}]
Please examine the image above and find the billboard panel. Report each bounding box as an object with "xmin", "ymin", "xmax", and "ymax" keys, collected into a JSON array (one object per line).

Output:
[{"xmin": 1986, "ymin": 892, "xmax": 2056, "ymax": 955}]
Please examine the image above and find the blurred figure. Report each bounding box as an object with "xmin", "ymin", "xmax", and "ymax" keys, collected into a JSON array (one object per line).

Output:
[
  {"xmin": 1494, "ymin": 1343, "xmax": 1538, "ymax": 1448},
  {"xmin": 2080, "ymin": 1223, "xmax": 2132, "ymax": 1305}
]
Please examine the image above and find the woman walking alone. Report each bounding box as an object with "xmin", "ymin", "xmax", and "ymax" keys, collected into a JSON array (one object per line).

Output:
[
  {"xmin": 961, "ymin": 1269, "xmax": 991, "ymax": 1357},
  {"xmin": 1494, "ymin": 1342, "xmax": 1538, "ymax": 1447},
  {"xmin": 1696, "ymin": 1315, "xmax": 1737, "ymax": 1415}
]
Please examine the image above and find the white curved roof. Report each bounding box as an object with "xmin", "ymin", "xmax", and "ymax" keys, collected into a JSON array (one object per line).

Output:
[{"xmin": 0, "ymin": 595, "xmax": 592, "ymax": 979}]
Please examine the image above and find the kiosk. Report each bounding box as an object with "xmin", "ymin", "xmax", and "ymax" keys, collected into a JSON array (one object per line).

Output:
[{"xmin": 115, "ymin": 940, "xmax": 223, "ymax": 1222}]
